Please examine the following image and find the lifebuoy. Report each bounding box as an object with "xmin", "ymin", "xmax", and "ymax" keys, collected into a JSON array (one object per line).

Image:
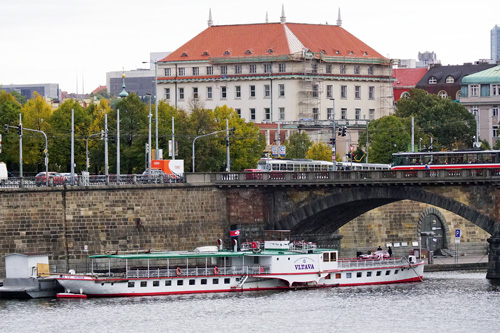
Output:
[
  {"xmin": 213, "ymin": 266, "xmax": 220, "ymax": 275},
  {"xmin": 176, "ymin": 267, "xmax": 182, "ymax": 276}
]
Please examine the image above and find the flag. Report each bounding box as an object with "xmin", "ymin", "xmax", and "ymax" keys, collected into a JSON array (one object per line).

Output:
[{"xmin": 230, "ymin": 229, "xmax": 240, "ymax": 237}]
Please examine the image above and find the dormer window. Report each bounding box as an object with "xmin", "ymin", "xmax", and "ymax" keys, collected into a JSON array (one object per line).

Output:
[
  {"xmin": 349, "ymin": 51, "xmax": 354, "ymax": 55},
  {"xmin": 428, "ymin": 77, "xmax": 437, "ymax": 84},
  {"xmin": 336, "ymin": 50, "xmax": 340, "ymax": 54},
  {"xmin": 245, "ymin": 50, "xmax": 252, "ymax": 55},
  {"xmin": 363, "ymin": 51, "xmax": 368, "ymax": 56},
  {"xmin": 267, "ymin": 48, "xmax": 274, "ymax": 53},
  {"xmin": 445, "ymin": 76, "xmax": 455, "ymax": 84},
  {"xmin": 202, "ymin": 51, "xmax": 209, "ymax": 56},
  {"xmin": 224, "ymin": 50, "xmax": 230, "ymax": 55},
  {"xmin": 321, "ymin": 49, "xmax": 327, "ymax": 54},
  {"xmin": 181, "ymin": 53, "xmax": 188, "ymax": 57}
]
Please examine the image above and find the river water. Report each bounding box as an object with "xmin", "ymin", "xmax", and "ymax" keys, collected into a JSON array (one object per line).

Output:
[{"xmin": 1, "ymin": 270, "xmax": 499, "ymax": 333}]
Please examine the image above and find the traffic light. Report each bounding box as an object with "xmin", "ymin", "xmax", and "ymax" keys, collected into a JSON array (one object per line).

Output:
[
  {"xmin": 4, "ymin": 124, "xmax": 8, "ymax": 134},
  {"xmin": 17, "ymin": 124, "xmax": 22, "ymax": 135},
  {"xmin": 337, "ymin": 127, "xmax": 342, "ymax": 136},
  {"xmin": 341, "ymin": 127, "xmax": 346, "ymax": 137},
  {"xmin": 329, "ymin": 137, "xmax": 336, "ymax": 145}
]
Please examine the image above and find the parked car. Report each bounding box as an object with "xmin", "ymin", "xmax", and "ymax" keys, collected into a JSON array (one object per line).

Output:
[
  {"xmin": 35, "ymin": 172, "xmax": 66, "ymax": 186},
  {"xmin": 60, "ymin": 173, "xmax": 78, "ymax": 185},
  {"xmin": 140, "ymin": 169, "xmax": 169, "ymax": 183},
  {"xmin": 358, "ymin": 250, "xmax": 390, "ymax": 260}
]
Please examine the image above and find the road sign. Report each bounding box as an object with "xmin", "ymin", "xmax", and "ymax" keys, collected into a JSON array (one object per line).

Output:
[
  {"xmin": 349, "ymin": 145, "xmax": 354, "ymax": 152},
  {"xmin": 455, "ymin": 229, "xmax": 461, "ymax": 243},
  {"xmin": 331, "ymin": 154, "xmax": 336, "ymax": 161}
]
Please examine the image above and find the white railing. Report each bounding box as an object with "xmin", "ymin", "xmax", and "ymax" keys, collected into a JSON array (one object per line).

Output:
[{"xmin": 338, "ymin": 257, "xmax": 406, "ymax": 269}]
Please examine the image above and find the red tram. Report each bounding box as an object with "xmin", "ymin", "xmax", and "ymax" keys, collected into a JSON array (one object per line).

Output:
[{"xmin": 391, "ymin": 150, "xmax": 500, "ymax": 170}]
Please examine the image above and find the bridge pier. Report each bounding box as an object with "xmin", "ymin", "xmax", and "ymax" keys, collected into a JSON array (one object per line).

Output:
[{"xmin": 487, "ymin": 232, "xmax": 500, "ymax": 279}]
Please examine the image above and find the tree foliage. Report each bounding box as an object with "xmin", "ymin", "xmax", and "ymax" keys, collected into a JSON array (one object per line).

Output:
[
  {"xmin": 284, "ymin": 132, "xmax": 312, "ymax": 159},
  {"xmin": 306, "ymin": 142, "xmax": 331, "ymax": 161}
]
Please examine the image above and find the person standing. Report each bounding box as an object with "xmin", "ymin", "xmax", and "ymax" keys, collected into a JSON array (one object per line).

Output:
[{"xmin": 388, "ymin": 246, "xmax": 393, "ymax": 257}]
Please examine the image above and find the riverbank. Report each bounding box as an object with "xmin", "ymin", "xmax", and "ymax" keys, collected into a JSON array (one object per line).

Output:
[{"xmin": 424, "ymin": 254, "xmax": 488, "ymax": 272}]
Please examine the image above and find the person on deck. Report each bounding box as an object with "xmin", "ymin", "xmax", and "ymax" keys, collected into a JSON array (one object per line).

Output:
[
  {"xmin": 377, "ymin": 245, "xmax": 382, "ymax": 250},
  {"xmin": 388, "ymin": 246, "xmax": 393, "ymax": 257}
]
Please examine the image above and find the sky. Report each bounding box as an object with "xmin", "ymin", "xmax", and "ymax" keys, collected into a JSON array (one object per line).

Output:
[{"xmin": 1, "ymin": 0, "xmax": 499, "ymax": 94}]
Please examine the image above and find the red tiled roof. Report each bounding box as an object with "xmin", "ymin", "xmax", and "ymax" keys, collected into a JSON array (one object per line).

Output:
[
  {"xmin": 393, "ymin": 68, "xmax": 428, "ymax": 87},
  {"xmin": 91, "ymin": 85, "xmax": 107, "ymax": 94},
  {"xmin": 161, "ymin": 23, "xmax": 385, "ymax": 62}
]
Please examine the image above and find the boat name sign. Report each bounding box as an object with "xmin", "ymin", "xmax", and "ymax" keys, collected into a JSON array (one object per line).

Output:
[{"xmin": 294, "ymin": 257, "xmax": 316, "ymax": 270}]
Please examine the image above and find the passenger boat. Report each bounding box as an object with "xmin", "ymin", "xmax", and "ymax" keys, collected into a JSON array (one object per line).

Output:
[{"xmin": 56, "ymin": 231, "xmax": 424, "ymax": 298}]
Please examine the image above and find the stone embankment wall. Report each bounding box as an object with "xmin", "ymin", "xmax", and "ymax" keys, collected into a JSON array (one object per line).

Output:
[{"xmin": 0, "ymin": 185, "xmax": 228, "ymax": 277}]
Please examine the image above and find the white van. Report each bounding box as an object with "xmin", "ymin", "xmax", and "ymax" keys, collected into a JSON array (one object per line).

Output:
[{"xmin": 0, "ymin": 162, "xmax": 8, "ymax": 185}]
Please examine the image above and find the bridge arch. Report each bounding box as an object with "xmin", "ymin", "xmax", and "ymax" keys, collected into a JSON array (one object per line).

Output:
[{"xmin": 274, "ymin": 187, "xmax": 496, "ymax": 236}]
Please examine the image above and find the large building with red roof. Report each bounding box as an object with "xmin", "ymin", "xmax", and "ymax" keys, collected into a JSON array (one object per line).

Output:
[
  {"xmin": 393, "ymin": 68, "xmax": 428, "ymax": 102},
  {"xmin": 156, "ymin": 11, "xmax": 394, "ymax": 157}
]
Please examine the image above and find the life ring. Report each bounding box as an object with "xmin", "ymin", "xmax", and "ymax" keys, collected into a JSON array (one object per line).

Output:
[
  {"xmin": 176, "ymin": 267, "xmax": 182, "ymax": 276},
  {"xmin": 213, "ymin": 266, "xmax": 220, "ymax": 275}
]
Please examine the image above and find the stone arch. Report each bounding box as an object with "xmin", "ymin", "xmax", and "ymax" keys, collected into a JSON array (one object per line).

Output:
[
  {"xmin": 275, "ymin": 187, "xmax": 496, "ymax": 235},
  {"xmin": 418, "ymin": 207, "xmax": 450, "ymax": 250}
]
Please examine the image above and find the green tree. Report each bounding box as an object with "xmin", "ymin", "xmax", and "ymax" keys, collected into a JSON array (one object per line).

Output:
[
  {"xmin": 0, "ymin": 91, "xmax": 23, "ymax": 172},
  {"xmin": 306, "ymin": 142, "xmax": 331, "ymax": 161},
  {"xmin": 396, "ymin": 89, "xmax": 475, "ymax": 150},
  {"xmin": 359, "ymin": 115, "xmax": 410, "ymax": 164},
  {"xmin": 284, "ymin": 132, "xmax": 312, "ymax": 159}
]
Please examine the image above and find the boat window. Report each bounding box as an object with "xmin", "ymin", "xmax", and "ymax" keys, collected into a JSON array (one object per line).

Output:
[
  {"xmin": 323, "ymin": 253, "xmax": 329, "ymax": 262},
  {"xmin": 357, "ymin": 272, "xmax": 362, "ymax": 278},
  {"xmin": 189, "ymin": 279, "xmax": 196, "ymax": 285},
  {"xmin": 325, "ymin": 273, "xmax": 331, "ymax": 280},
  {"xmin": 335, "ymin": 273, "xmax": 341, "ymax": 279},
  {"xmin": 153, "ymin": 281, "xmax": 159, "ymax": 287},
  {"xmin": 385, "ymin": 271, "xmax": 390, "ymax": 276},
  {"xmin": 330, "ymin": 252, "xmax": 337, "ymax": 262},
  {"xmin": 376, "ymin": 271, "xmax": 381, "ymax": 276},
  {"xmin": 253, "ymin": 257, "xmax": 259, "ymax": 264},
  {"xmin": 395, "ymin": 270, "xmax": 399, "ymax": 275},
  {"xmin": 213, "ymin": 278, "xmax": 219, "ymax": 284},
  {"xmin": 141, "ymin": 281, "xmax": 147, "ymax": 287},
  {"xmin": 224, "ymin": 278, "xmax": 230, "ymax": 284},
  {"xmin": 165, "ymin": 280, "xmax": 172, "ymax": 286},
  {"xmin": 128, "ymin": 282, "xmax": 135, "ymax": 288},
  {"xmin": 177, "ymin": 280, "xmax": 184, "ymax": 286},
  {"xmin": 367, "ymin": 272, "xmax": 372, "ymax": 277},
  {"xmin": 346, "ymin": 273, "xmax": 352, "ymax": 278},
  {"xmin": 201, "ymin": 279, "xmax": 207, "ymax": 285}
]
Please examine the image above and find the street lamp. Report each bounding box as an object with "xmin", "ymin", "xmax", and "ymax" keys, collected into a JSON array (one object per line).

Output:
[
  {"xmin": 143, "ymin": 60, "xmax": 158, "ymax": 158},
  {"xmin": 192, "ymin": 129, "xmax": 227, "ymax": 172},
  {"xmin": 147, "ymin": 94, "xmax": 152, "ymax": 181}
]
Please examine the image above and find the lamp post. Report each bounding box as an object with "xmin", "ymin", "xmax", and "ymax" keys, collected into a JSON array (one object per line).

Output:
[
  {"xmin": 330, "ymin": 98, "xmax": 337, "ymax": 171},
  {"xmin": 147, "ymin": 94, "xmax": 152, "ymax": 182},
  {"xmin": 192, "ymin": 129, "xmax": 227, "ymax": 172},
  {"xmin": 143, "ymin": 60, "xmax": 158, "ymax": 158}
]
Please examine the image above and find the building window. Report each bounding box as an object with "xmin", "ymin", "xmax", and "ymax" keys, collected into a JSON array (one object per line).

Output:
[
  {"xmin": 264, "ymin": 84, "xmax": 271, "ymax": 98},
  {"xmin": 207, "ymin": 66, "xmax": 213, "ymax": 75},
  {"xmin": 369, "ymin": 109, "xmax": 375, "ymax": 120},
  {"xmin": 278, "ymin": 84, "xmax": 285, "ymax": 97},
  {"xmin": 369, "ymin": 86, "xmax": 375, "ymax": 99},
  {"xmin": 493, "ymin": 106, "xmax": 499, "ymax": 117},
  {"xmin": 311, "ymin": 63, "xmax": 318, "ymax": 74},
  {"xmin": 494, "ymin": 126, "xmax": 499, "ymax": 138},
  {"xmin": 341, "ymin": 85, "xmax": 347, "ymax": 99},
  {"xmin": 265, "ymin": 108, "xmax": 271, "ymax": 120},
  {"xmin": 278, "ymin": 63, "xmax": 286, "ymax": 72},
  {"xmin": 279, "ymin": 107, "xmax": 285, "ymax": 120},
  {"xmin": 446, "ymin": 76, "xmax": 454, "ymax": 83},
  {"xmin": 368, "ymin": 66, "xmax": 374, "ymax": 75},
  {"xmin": 164, "ymin": 68, "xmax": 171, "ymax": 76},
  {"xmin": 220, "ymin": 66, "xmax": 227, "ymax": 75},
  {"xmin": 264, "ymin": 63, "xmax": 272, "ymax": 73},
  {"xmin": 355, "ymin": 86, "xmax": 361, "ymax": 99},
  {"xmin": 492, "ymin": 84, "xmax": 500, "ymax": 96},
  {"xmin": 313, "ymin": 85, "xmax": 319, "ymax": 98},
  {"xmin": 207, "ymin": 87, "xmax": 213, "ymax": 99},
  {"xmin": 327, "ymin": 108, "xmax": 333, "ymax": 120},
  {"xmin": 250, "ymin": 108, "xmax": 256, "ymax": 120},
  {"xmin": 192, "ymin": 67, "xmax": 199, "ymax": 76},
  {"xmin": 193, "ymin": 87, "xmax": 198, "ymax": 99},
  {"xmin": 400, "ymin": 91, "xmax": 410, "ymax": 99},
  {"xmin": 470, "ymin": 85, "xmax": 479, "ymax": 97},
  {"xmin": 179, "ymin": 87, "xmax": 184, "ymax": 100},
  {"xmin": 249, "ymin": 64, "xmax": 257, "ymax": 74},
  {"xmin": 340, "ymin": 65, "xmax": 346, "ymax": 74},
  {"xmin": 235, "ymin": 86, "xmax": 241, "ymax": 98},
  {"xmin": 355, "ymin": 108, "xmax": 361, "ymax": 120},
  {"xmin": 428, "ymin": 76, "xmax": 437, "ymax": 84},
  {"xmin": 221, "ymin": 86, "xmax": 227, "ymax": 99},
  {"xmin": 326, "ymin": 64, "xmax": 332, "ymax": 74},
  {"xmin": 250, "ymin": 85, "xmax": 256, "ymax": 98},
  {"xmin": 313, "ymin": 108, "xmax": 319, "ymax": 120},
  {"xmin": 354, "ymin": 66, "xmax": 360, "ymax": 74},
  {"xmin": 326, "ymin": 85, "xmax": 333, "ymax": 98},
  {"xmin": 236, "ymin": 108, "xmax": 241, "ymax": 117},
  {"xmin": 178, "ymin": 68, "xmax": 185, "ymax": 76},
  {"xmin": 341, "ymin": 108, "xmax": 347, "ymax": 120},
  {"xmin": 235, "ymin": 65, "xmax": 242, "ymax": 74},
  {"xmin": 438, "ymin": 90, "xmax": 448, "ymax": 98},
  {"xmin": 165, "ymin": 88, "xmax": 170, "ymax": 100},
  {"xmin": 471, "ymin": 106, "xmax": 478, "ymax": 117}
]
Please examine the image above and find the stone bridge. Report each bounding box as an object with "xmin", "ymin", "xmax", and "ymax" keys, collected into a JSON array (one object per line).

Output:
[{"xmin": 1, "ymin": 168, "xmax": 500, "ymax": 279}]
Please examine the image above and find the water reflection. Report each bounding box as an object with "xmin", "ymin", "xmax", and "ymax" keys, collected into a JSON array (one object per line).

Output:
[{"xmin": 1, "ymin": 271, "xmax": 499, "ymax": 333}]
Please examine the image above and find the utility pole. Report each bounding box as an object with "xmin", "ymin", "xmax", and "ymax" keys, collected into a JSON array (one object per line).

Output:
[
  {"xmin": 171, "ymin": 116, "xmax": 175, "ymax": 161},
  {"xmin": 104, "ymin": 113, "xmax": 108, "ymax": 182},
  {"xmin": 71, "ymin": 109, "xmax": 75, "ymax": 185},
  {"xmin": 117, "ymin": 108, "xmax": 120, "ymax": 182},
  {"xmin": 18, "ymin": 113, "xmax": 22, "ymax": 186},
  {"xmin": 226, "ymin": 119, "xmax": 230, "ymax": 172}
]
